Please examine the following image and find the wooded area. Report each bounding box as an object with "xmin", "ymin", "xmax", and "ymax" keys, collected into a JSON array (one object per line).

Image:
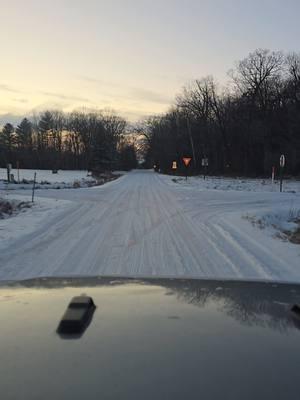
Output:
[
  {"xmin": 0, "ymin": 110, "xmax": 137, "ymax": 171},
  {"xmin": 1, "ymin": 49, "xmax": 299, "ymax": 176},
  {"xmin": 141, "ymin": 49, "xmax": 300, "ymax": 176}
]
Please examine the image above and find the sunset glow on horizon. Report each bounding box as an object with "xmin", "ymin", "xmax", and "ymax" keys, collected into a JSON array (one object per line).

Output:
[{"xmin": 1, "ymin": 0, "xmax": 299, "ymax": 123}]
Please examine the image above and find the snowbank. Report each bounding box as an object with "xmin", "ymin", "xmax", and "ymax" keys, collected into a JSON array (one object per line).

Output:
[
  {"xmin": 0, "ymin": 193, "xmax": 73, "ymax": 252},
  {"xmin": 0, "ymin": 198, "xmax": 32, "ymax": 219},
  {"xmin": 243, "ymin": 207, "xmax": 300, "ymax": 243},
  {"xmin": 168, "ymin": 175, "xmax": 300, "ymax": 193}
]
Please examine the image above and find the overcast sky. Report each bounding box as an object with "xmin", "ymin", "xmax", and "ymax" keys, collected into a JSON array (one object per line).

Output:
[{"xmin": 0, "ymin": 0, "xmax": 299, "ymax": 122}]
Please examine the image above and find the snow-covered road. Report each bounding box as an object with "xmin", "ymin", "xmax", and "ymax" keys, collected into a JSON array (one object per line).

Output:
[{"xmin": 1, "ymin": 170, "xmax": 300, "ymax": 282}]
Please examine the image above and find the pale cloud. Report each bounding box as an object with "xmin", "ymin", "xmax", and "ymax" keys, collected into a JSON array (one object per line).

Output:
[
  {"xmin": 40, "ymin": 91, "xmax": 91, "ymax": 103},
  {"xmin": 129, "ymin": 87, "xmax": 172, "ymax": 105},
  {"xmin": 79, "ymin": 76, "xmax": 122, "ymax": 89},
  {"xmin": 12, "ymin": 98, "xmax": 28, "ymax": 103},
  {"xmin": 0, "ymin": 83, "xmax": 22, "ymax": 94},
  {"xmin": 78, "ymin": 76, "xmax": 173, "ymax": 105}
]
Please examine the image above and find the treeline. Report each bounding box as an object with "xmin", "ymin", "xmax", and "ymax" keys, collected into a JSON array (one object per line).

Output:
[
  {"xmin": 0, "ymin": 110, "xmax": 137, "ymax": 171},
  {"xmin": 142, "ymin": 49, "xmax": 300, "ymax": 176}
]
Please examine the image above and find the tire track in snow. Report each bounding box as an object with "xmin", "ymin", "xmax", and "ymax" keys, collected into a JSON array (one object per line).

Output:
[
  {"xmin": 213, "ymin": 219, "xmax": 299, "ymax": 281},
  {"xmin": 1, "ymin": 170, "xmax": 300, "ymax": 282}
]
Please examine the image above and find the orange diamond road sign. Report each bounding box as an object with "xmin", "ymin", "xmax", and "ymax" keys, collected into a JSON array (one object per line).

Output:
[{"xmin": 183, "ymin": 157, "xmax": 192, "ymax": 167}]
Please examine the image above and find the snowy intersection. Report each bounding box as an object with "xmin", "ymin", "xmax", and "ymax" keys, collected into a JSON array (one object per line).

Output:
[{"xmin": 0, "ymin": 170, "xmax": 300, "ymax": 282}]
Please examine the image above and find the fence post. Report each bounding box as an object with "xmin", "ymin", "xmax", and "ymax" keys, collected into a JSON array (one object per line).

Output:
[{"xmin": 32, "ymin": 172, "xmax": 37, "ymax": 202}]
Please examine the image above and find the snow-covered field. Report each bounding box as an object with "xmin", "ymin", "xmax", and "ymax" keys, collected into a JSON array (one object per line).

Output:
[
  {"xmin": 0, "ymin": 168, "xmax": 96, "ymax": 190},
  {"xmin": 0, "ymin": 170, "xmax": 300, "ymax": 283},
  {"xmin": 170, "ymin": 175, "xmax": 300, "ymax": 193},
  {"xmin": 0, "ymin": 168, "xmax": 123, "ymax": 190},
  {"xmin": 0, "ymin": 168, "xmax": 92, "ymax": 183}
]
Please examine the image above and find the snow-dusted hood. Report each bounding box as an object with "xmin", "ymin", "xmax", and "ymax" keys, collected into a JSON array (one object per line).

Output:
[{"xmin": 1, "ymin": 276, "xmax": 300, "ymax": 400}]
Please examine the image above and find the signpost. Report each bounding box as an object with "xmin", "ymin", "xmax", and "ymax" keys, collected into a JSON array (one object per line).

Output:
[
  {"xmin": 32, "ymin": 172, "xmax": 37, "ymax": 203},
  {"xmin": 271, "ymin": 166, "xmax": 275, "ymax": 191},
  {"xmin": 279, "ymin": 154, "xmax": 285, "ymax": 192},
  {"xmin": 16, "ymin": 161, "xmax": 20, "ymax": 184},
  {"xmin": 182, "ymin": 157, "xmax": 192, "ymax": 180},
  {"xmin": 201, "ymin": 158, "xmax": 209, "ymax": 180},
  {"xmin": 6, "ymin": 163, "xmax": 12, "ymax": 183}
]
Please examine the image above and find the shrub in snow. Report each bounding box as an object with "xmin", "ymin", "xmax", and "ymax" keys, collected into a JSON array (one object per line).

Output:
[
  {"xmin": 73, "ymin": 180, "xmax": 81, "ymax": 188},
  {"xmin": 244, "ymin": 207, "xmax": 300, "ymax": 244},
  {"xmin": 0, "ymin": 200, "xmax": 13, "ymax": 217},
  {"xmin": 0, "ymin": 199, "xmax": 31, "ymax": 219}
]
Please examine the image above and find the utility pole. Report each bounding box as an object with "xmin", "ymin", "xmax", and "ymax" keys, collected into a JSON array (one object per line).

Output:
[
  {"xmin": 187, "ymin": 118, "xmax": 196, "ymax": 169},
  {"xmin": 6, "ymin": 163, "xmax": 12, "ymax": 183},
  {"xmin": 32, "ymin": 172, "xmax": 37, "ymax": 202},
  {"xmin": 279, "ymin": 155, "xmax": 285, "ymax": 192}
]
